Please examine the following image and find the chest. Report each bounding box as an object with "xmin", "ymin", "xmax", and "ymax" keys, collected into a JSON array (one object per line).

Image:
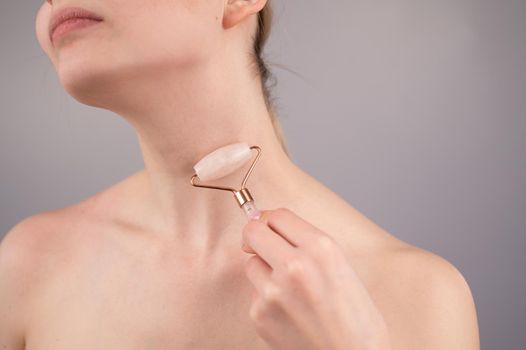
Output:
[{"xmin": 25, "ymin": 253, "xmax": 269, "ymax": 350}]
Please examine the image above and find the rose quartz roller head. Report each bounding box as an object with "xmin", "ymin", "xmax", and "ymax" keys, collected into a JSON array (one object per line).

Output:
[{"xmin": 190, "ymin": 142, "xmax": 262, "ymax": 220}]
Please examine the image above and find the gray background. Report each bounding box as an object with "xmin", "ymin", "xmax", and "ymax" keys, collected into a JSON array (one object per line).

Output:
[{"xmin": 1, "ymin": 0, "xmax": 525, "ymax": 348}]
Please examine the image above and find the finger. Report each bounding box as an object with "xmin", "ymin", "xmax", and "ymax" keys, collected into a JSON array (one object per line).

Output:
[
  {"xmin": 244, "ymin": 255, "xmax": 272, "ymax": 296},
  {"xmin": 241, "ymin": 234, "xmax": 256, "ymax": 254},
  {"xmin": 242, "ymin": 210, "xmax": 269, "ymax": 254},
  {"xmin": 257, "ymin": 208, "xmax": 326, "ymax": 250},
  {"xmin": 242, "ymin": 219, "xmax": 297, "ymax": 270}
]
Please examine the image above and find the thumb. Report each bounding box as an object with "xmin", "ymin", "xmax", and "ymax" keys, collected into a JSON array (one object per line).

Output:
[{"xmin": 241, "ymin": 210, "xmax": 270, "ymax": 254}]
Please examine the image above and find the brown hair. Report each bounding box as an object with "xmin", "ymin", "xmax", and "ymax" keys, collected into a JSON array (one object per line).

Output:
[{"xmin": 253, "ymin": 1, "xmax": 290, "ymax": 157}]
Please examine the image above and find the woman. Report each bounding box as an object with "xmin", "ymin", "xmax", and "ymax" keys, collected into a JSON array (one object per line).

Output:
[{"xmin": 0, "ymin": 0, "xmax": 480, "ymax": 349}]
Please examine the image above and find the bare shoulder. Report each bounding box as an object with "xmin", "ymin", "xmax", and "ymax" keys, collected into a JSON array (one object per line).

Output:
[
  {"xmin": 0, "ymin": 202, "xmax": 91, "ymax": 294},
  {"xmin": 0, "ymin": 209, "xmax": 71, "ymax": 349},
  {"xmin": 1, "ymin": 208, "xmax": 77, "ymax": 260},
  {"xmin": 0, "ymin": 171, "xmax": 144, "ymax": 348},
  {"xmin": 1, "ymin": 196, "xmax": 102, "ymax": 267},
  {"xmin": 0, "ymin": 170, "xmax": 144, "ymax": 263},
  {"xmin": 310, "ymin": 195, "xmax": 480, "ymax": 348},
  {"xmin": 366, "ymin": 239, "xmax": 481, "ymax": 349},
  {"xmin": 268, "ymin": 201, "xmax": 480, "ymax": 348},
  {"xmin": 0, "ymin": 169, "xmax": 146, "ymax": 272}
]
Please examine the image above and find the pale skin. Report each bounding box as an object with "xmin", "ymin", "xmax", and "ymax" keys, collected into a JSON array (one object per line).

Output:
[{"xmin": 0, "ymin": 0, "xmax": 480, "ymax": 349}]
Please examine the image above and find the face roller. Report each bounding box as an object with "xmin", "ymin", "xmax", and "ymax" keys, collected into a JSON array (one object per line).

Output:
[{"xmin": 190, "ymin": 142, "xmax": 262, "ymax": 220}]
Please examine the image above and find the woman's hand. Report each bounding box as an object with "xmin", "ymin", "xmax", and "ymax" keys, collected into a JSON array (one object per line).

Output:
[{"xmin": 241, "ymin": 207, "xmax": 392, "ymax": 350}]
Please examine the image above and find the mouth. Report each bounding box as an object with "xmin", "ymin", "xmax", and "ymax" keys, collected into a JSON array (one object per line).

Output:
[{"xmin": 49, "ymin": 7, "xmax": 104, "ymax": 45}]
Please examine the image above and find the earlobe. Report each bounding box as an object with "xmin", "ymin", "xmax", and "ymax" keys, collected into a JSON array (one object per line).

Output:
[{"xmin": 223, "ymin": 0, "xmax": 267, "ymax": 29}]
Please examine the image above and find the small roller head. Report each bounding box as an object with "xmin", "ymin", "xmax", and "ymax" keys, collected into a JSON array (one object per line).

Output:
[{"xmin": 193, "ymin": 142, "xmax": 253, "ymax": 182}]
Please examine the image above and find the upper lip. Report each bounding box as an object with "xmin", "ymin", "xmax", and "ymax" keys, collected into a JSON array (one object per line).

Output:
[{"xmin": 49, "ymin": 6, "xmax": 103, "ymax": 41}]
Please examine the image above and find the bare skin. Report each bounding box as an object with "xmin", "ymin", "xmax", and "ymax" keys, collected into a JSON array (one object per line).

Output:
[
  {"xmin": 0, "ymin": 0, "xmax": 479, "ymax": 349},
  {"xmin": 1, "ymin": 167, "xmax": 480, "ymax": 349}
]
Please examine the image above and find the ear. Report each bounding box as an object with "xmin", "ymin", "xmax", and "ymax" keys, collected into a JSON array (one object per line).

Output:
[{"xmin": 223, "ymin": 0, "xmax": 268, "ymax": 29}]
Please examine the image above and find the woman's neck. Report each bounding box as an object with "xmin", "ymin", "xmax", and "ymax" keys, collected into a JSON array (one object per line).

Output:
[{"xmin": 106, "ymin": 56, "xmax": 305, "ymax": 250}]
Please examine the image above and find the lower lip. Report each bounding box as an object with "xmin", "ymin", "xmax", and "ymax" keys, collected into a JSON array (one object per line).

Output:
[{"xmin": 51, "ymin": 18, "xmax": 103, "ymax": 44}]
